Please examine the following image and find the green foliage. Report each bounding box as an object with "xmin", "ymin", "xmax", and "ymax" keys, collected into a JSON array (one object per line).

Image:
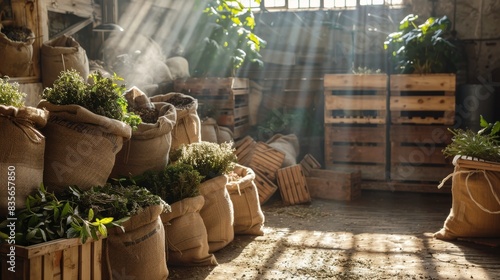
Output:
[
  {"xmin": 138, "ymin": 162, "xmax": 204, "ymax": 204},
  {"xmin": 185, "ymin": 0, "xmax": 266, "ymax": 77},
  {"xmin": 257, "ymin": 108, "xmax": 323, "ymax": 140},
  {"xmin": 443, "ymin": 116, "xmax": 500, "ymax": 163},
  {"xmin": 0, "ymin": 76, "xmax": 26, "ymax": 107},
  {"xmin": 41, "ymin": 70, "xmax": 142, "ymax": 128},
  {"xmin": 384, "ymin": 14, "xmax": 461, "ymax": 74},
  {"xmin": 170, "ymin": 142, "xmax": 237, "ymax": 181}
]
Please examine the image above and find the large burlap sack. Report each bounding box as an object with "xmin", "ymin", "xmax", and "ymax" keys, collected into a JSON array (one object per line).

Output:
[
  {"xmin": 37, "ymin": 101, "xmax": 131, "ymax": 193},
  {"xmin": 0, "ymin": 26, "xmax": 35, "ymax": 77},
  {"xmin": 0, "ymin": 106, "xmax": 48, "ymax": 216},
  {"xmin": 166, "ymin": 56, "xmax": 190, "ymax": 80},
  {"xmin": 434, "ymin": 157, "xmax": 500, "ymax": 240},
  {"xmin": 150, "ymin": 93, "xmax": 201, "ymax": 150},
  {"xmin": 226, "ymin": 164, "xmax": 265, "ymax": 235},
  {"xmin": 201, "ymin": 117, "xmax": 234, "ymax": 144},
  {"xmin": 41, "ymin": 35, "xmax": 89, "ymax": 88},
  {"xmin": 161, "ymin": 195, "xmax": 218, "ymax": 266},
  {"xmin": 266, "ymin": 134, "xmax": 300, "ymax": 167},
  {"xmin": 110, "ymin": 88, "xmax": 177, "ymax": 178},
  {"xmin": 105, "ymin": 205, "xmax": 168, "ymax": 280},
  {"xmin": 198, "ymin": 175, "xmax": 234, "ymax": 252}
]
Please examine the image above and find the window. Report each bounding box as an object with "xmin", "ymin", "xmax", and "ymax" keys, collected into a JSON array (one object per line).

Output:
[{"xmin": 241, "ymin": 0, "xmax": 403, "ymax": 10}]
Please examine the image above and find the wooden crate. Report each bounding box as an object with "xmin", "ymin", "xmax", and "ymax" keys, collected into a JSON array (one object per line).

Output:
[
  {"xmin": 174, "ymin": 77, "xmax": 250, "ymax": 139},
  {"xmin": 247, "ymin": 142, "xmax": 285, "ymax": 182},
  {"xmin": 276, "ymin": 165, "xmax": 311, "ymax": 205},
  {"xmin": 389, "ymin": 74, "xmax": 456, "ymax": 125},
  {"xmin": 390, "ymin": 124, "xmax": 454, "ymax": 183},
  {"xmin": 235, "ymin": 136, "xmax": 257, "ymax": 166},
  {"xmin": 324, "ymin": 74, "xmax": 388, "ymax": 124},
  {"xmin": 0, "ymin": 238, "xmax": 103, "ymax": 280},
  {"xmin": 324, "ymin": 124, "xmax": 387, "ymax": 181},
  {"xmin": 300, "ymin": 153, "xmax": 322, "ymax": 176},
  {"xmin": 306, "ymin": 168, "xmax": 362, "ymax": 201},
  {"xmin": 254, "ymin": 169, "xmax": 279, "ymax": 205},
  {"xmin": 261, "ymin": 77, "xmax": 323, "ymax": 110}
]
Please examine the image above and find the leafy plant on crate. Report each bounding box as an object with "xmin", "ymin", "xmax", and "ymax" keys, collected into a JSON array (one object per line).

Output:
[
  {"xmin": 41, "ymin": 69, "xmax": 142, "ymax": 128},
  {"xmin": 383, "ymin": 14, "xmax": 461, "ymax": 74},
  {"xmin": 0, "ymin": 76, "xmax": 25, "ymax": 107},
  {"xmin": 184, "ymin": 0, "xmax": 266, "ymax": 77}
]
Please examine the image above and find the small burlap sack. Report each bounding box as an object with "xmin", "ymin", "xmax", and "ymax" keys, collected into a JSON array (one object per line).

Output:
[
  {"xmin": 434, "ymin": 157, "xmax": 500, "ymax": 240},
  {"xmin": 198, "ymin": 175, "xmax": 235, "ymax": 252},
  {"xmin": 0, "ymin": 26, "xmax": 35, "ymax": 77},
  {"xmin": 226, "ymin": 164, "xmax": 265, "ymax": 235},
  {"xmin": 0, "ymin": 106, "xmax": 48, "ymax": 216},
  {"xmin": 41, "ymin": 35, "xmax": 89, "ymax": 88},
  {"xmin": 266, "ymin": 134, "xmax": 300, "ymax": 167},
  {"xmin": 161, "ymin": 195, "xmax": 218, "ymax": 266},
  {"xmin": 104, "ymin": 205, "xmax": 168, "ymax": 280},
  {"xmin": 110, "ymin": 88, "xmax": 177, "ymax": 178},
  {"xmin": 201, "ymin": 117, "xmax": 234, "ymax": 144},
  {"xmin": 37, "ymin": 101, "xmax": 131, "ymax": 193},
  {"xmin": 150, "ymin": 92, "xmax": 201, "ymax": 150}
]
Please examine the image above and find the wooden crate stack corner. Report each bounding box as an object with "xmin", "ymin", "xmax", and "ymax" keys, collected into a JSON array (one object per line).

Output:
[{"xmin": 276, "ymin": 164, "xmax": 311, "ymax": 205}]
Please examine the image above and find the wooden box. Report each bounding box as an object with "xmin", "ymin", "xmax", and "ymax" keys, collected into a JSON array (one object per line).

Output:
[
  {"xmin": 324, "ymin": 124, "xmax": 387, "ymax": 181},
  {"xmin": 276, "ymin": 165, "xmax": 311, "ymax": 205},
  {"xmin": 247, "ymin": 142, "xmax": 285, "ymax": 182},
  {"xmin": 235, "ymin": 136, "xmax": 257, "ymax": 166},
  {"xmin": 174, "ymin": 77, "xmax": 250, "ymax": 138},
  {"xmin": 324, "ymin": 74, "xmax": 388, "ymax": 124},
  {"xmin": 300, "ymin": 153, "xmax": 322, "ymax": 176},
  {"xmin": 306, "ymin": 168, "xmax": 362, "ymax": 201},
  {"xmin": 0, "ymin": 238, "xmax": 103, "ymax": 280},
  {"xmin": 254, "ymin": 169, "xmax": 279, "ymax": 205},
  {"xmin": 389, "ymin": 74, "xmax": 456, "ymax": 125}
]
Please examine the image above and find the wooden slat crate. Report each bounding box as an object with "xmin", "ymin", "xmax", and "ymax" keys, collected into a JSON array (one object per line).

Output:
[
  {"xmin": 247, "ymin": 142, "xmax": 285, "ymax": 182},
  {"xmin": 325, "ymin": 124, "xmax": 387, "ymax": 181},
  {"xmin": 261, "ymin": 77, "xmax": 323, "ymax": 110},
  {"xmin": 174, "ymin": 77, "xmax": 250, "ymax": 139},
  {"xmin": 306, "ymin": 168, "xmax": 362, "ymax": 201},
  {"xmin": 276, "ymin": 165, "xmax": 311, "ymax": 205},
  {"xmin": 300, "ymin": 153, "xmax": 322, "ymax": 176},
  {"xmin": 0, "ymin": 238, "xmax": 103, "ymax": 280},
  {"xmin": 389, "ymin": 74, "xmax": 456, "ymax": 125},
  {"xmin": 324, "ymin": 74, "xmax": 387, "ymax": 124},
  {"xmin": 254, "ymin": 169, "xmax": 279, "ymax": 205},
  {"xmin": 390, "ymin": 124, "xmax": 454, "ymax": 183},
  {"xmin": 235, "ymin": 136, "xmax": 257, "ymax": 166}
]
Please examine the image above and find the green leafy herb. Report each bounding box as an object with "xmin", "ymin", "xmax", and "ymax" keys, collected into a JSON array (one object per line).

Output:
[{"xmin": 0, "ymin": 76, "xmax": 26, "ymax": 107}]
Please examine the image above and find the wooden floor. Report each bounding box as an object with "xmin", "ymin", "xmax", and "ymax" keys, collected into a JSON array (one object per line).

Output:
[{"xmin": 169, "ymin": 190, "xmax": 500, "ymax": 280}]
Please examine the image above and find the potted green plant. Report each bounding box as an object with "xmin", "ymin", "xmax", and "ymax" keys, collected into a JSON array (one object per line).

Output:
[
  {"xmin": 0, "ymin": 77, "xmax": 48, "ymax": 216},
  {"xmin": 435, "ymin": 116, "xmax": 500, "ymax": 241},
  {"xmin": 37, "ymin": 69, "xmax": 140, "ymax": 192},
  {"xmin": 170, "ymin": 141, "xmax": 237, "ymax": 252}
]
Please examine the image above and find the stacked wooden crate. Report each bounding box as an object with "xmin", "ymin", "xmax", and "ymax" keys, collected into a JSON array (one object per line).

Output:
[
  {"xmin": 323, "ymin": 74, "xmax": 388, "ymax": 181},
  {"xmin": 174, "ymin": 77, "xmax": 250, "ymax": 139}
]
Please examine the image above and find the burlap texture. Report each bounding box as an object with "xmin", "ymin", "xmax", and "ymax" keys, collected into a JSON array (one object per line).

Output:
[
  {"xmin": 37, "ymin": 101, "xmax": 131, "ymax": 193},
  {"xmin": 161, "ymin": 195, "xmax": 218, "ymax": 266},
  {"xmin": 150, "ymin": 92, "xmax": 201, "ymax": 150},
  {"xmin": 434, "ymin": 158, "xmax": 500, "ymax": 240},
  {"xmin": 0, "ymin": 27, "xmax": 34, "ymax": 77},
  {"xmin": 266, "ymin": 134, "xmax": 300, "ymax": 167},
  {"xmin": 226, "ymin": 164, "xmax": 265, "ymax": 235},
  {"xmin": 41, "ymin": 35, "xmax": 89, "ymax": 88},
  {"xmin": 0, "ymin": 106, "xmax": 47, "ymax": 216},
  {"xmin": 198, "ymin": 175, "xmax": 234, "ymax": 252},
  {"xmin": 105, "ymin": 205, "xmax": 168, "ymax": 280}
]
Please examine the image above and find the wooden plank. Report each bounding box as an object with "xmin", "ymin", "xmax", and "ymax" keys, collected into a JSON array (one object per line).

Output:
[
  {"xmin": 324, "ymin": 74, "xmax": 387, "ymax": 90},
  {"xmin": 92, "ymin": 239, "xmax": 103, "ymax": 280},
  {"xmin": 327, "ymin": 145, "xmax": 386, "ymax": 164},
  {"xmin": 390, "ymin": 96, "xmax": 455, "ymax": 111},
  {"xmin": 254, "ymin": 170, "xmax": 279, "ymax": 205},
  {"xmin": 326, "ymin": 164, "xmax": 387, "ymax": 181},
  {"xmin": 42, "ymin": 252, "xmax": 54, "ymax": 280},
  {"xmin": 390, "ymin": 125, "xmax": 452, "ymax": 144},
  {"xmin": 29, "ymin": 256, "xmax": 41, "ymax": 280},
  {"xmin": 389, "ymin": 74, "xmax": 456, "ymax": 92},
  {"xmin": 325, "ymin": 95, "xmax": 386, "ymax": 110},
  {"xmin": 361, "ymin": 180, "xmax": 451, "ymax": 193},
  {"xmin": 79, "ymin": 242, "xmax": 91, "ymax": 280},
  {"xmin": 325, "ymin": 125, "xmax": 386, "ymax": 144},
  {"xmin": 390, "ymin": 165, "xmax": 453, "ymax": 182},
  {"xmin": 391, "ymin": 145, "xmax": 450, "ymax": 165},
  {"xmin": 262, "ymin": 78, "xmax": 324, "ymax": 92},
  {"xmin": 62, "ymin": 246, "xmax": 79, "ymax": 280}
]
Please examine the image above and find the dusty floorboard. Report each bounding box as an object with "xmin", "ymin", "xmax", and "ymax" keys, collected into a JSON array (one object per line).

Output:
[{"xmin": 169, "ymin": 190, "xmax": 500, "ymax": 280}]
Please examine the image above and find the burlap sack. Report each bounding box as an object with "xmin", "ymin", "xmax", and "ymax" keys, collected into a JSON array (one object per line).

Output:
[
  {"xmin": 434, "ymin": 157, "xmax": 500, "ymax": 240},
  {"xmin": 0, "ymin": 106, "xmax": 48, "ymax": 216},
  {"xmin": 150, "ymin": 93, "xmax": 201, "ymax": 150},
  {"xmin": 201, "ymin": 117, "xmax": 234, "ymax": 144},
  {"xmin": 266, "ymin": 134, "xmax": 300, "ymax": 167},
  {"xmin": 37, "ymin": 101, "xmax": 131, "ymax": 193},
  {"xmin": 41, "ymin": 35, "xmax": 89, "ymax": 88},
  {"xmin": 105, "ymin": 205, "xmax": 168, "ymax": 280},
  {"xmin": 0, "ymin": 27, "xmax": 35, "ymax": 77},
  {"xmin": 226, "ymin": 164, "xmax": 265, "ymax": 235},
  {"xmin": 198, "ymin": 175, "xmax": 234, "ymax": 252},
  {"xmin": 161, "ymin": 195, "xmax": 218, "ymax": 266},
  {"xmin": 110, "ymin": 88, "xmax": 177, "ymax": 178}
]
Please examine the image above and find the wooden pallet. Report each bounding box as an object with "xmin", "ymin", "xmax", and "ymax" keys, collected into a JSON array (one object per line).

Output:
[
  {"xmin": 389, "ymin": 74, "xmax": 456, "ymax": 125},
  {"xmin": 174, "ymin": 77, "xmax": 250, "ymax": 138},
  {"xmin": 0, "ymin": 238, "xmax": 103, "ymax": 280},
  {"xmin": 254, "ymin": 169, "xmax": 279, "ymax": 205},
  {"xmin": 247, "ymin": 142, "xmax": 285, "ymax": 182},
  {"xmin": 324, "ymin": 74, "xmax": 388, "ymax": 124},
  {"xmin": 324, "ymin": 124, "xmax": 387, "ymax": 181},
  {"xmin": 276, "ymin": 165, "xmax": 311, "ymax": 205}
]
